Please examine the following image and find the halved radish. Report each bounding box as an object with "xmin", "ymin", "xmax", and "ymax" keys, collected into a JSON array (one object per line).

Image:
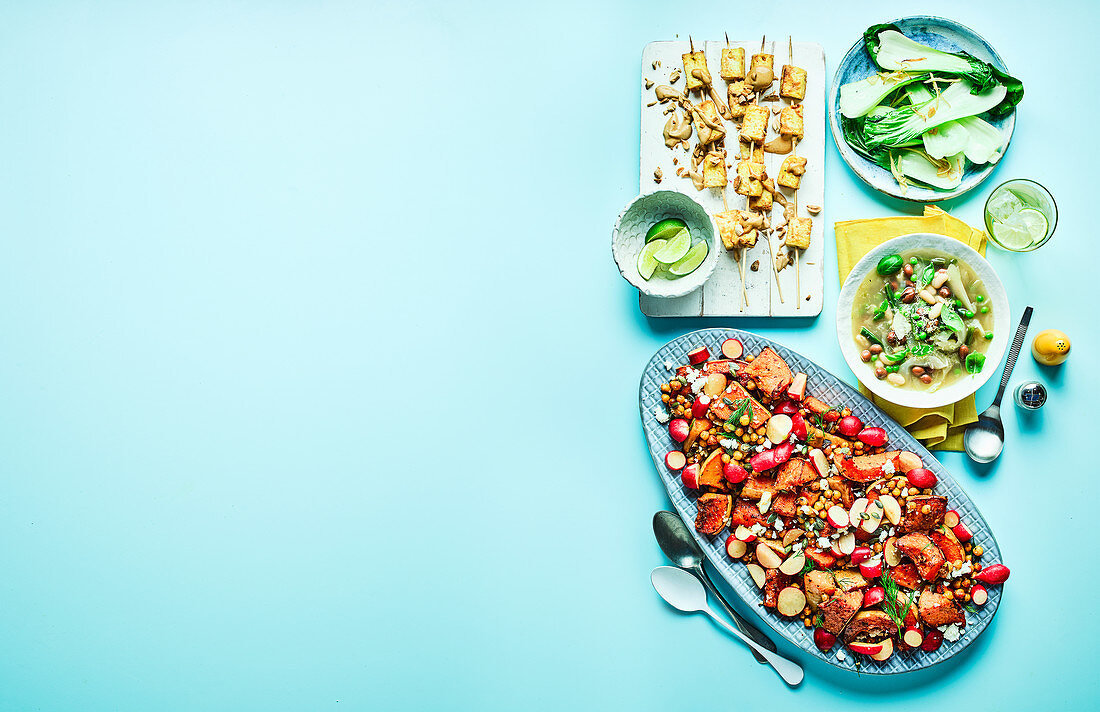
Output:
[
  {"xmin": 808, "ymin": 448, "xmax": 829, "ymax": 476},
  {"xmin": 837, "ymin": 415, "xmax": 863, "ymax": 437},
  {"xmin": 902, "ymin": 626, "xmax": 924, "ymax": 648},
  {"xmin": 779, "ymin": 552, "xmax": 806, "ymax": 576},
  {"xmin": 755, "ymin": 542, "xmax": 783, "ymax": 569},
  {"xmin": 721, "ymin": 338, "xmax": 743, "ymax": 360},
  {"xmin": 906, "ymin": 468, "xmax": 937, "ymax": 489},
  {"xmin": 921, "ymin": 629, "xmax": 944, "ymax": 652},
  {"xmin": 859, "ymin": 559, "xmax": 883, "ymax": 578},
  {"xmin": 857, "ymin": 427, "xmax": 887, "ymax": 447},
  {"xmin": 773, "ymin": 400, "xmax": 798, "ymax": 416},
  {"xmin": 787, "ymin": 372, "xmax": 807, "ymax": 401},
  {"xmin": 830, "ymin": 540, "xmax": 845, "ymax": 557},
  {"xmin": 870, "ymin": 638, "xmax": 894, "ymax": 661},
  {"xmin": 826, "ymin": 506, "xmax": 850, "ymax": 529},
  {"xmin": 746, "ymin": 562, "xmax": 766, "ymax": 588},
  {"xmin": 734, "ymin": 525, "xmax": 757, "ymax": 542},
  {"xmin": 789, "ymin": 412, "xmax": 807, "ymax": 441},
  {"xmin": 703, "ymin": 373, "xmax": 727, "ymax": 397},
  {"xmin": 687, "ymin": 346, "xmax": 710, "ymax": 365},
  {"xmin": 884, "ymin": 537, "xmax": 900, "ymax": 566},
  {"xmin": 879, "ymin": 494, "xmax": 902, "ymax": 525},
  {"xmin": 680, "ymin": 464, "xmax": 699, "ymax": 489},
  {"xmin": 766, "ymin": 414, "xmax": 793, "ymax": 443},
  {"xmin": 952, "ymin": 521, "xmax": 973, "ymax": 543},
  {"xmin": 665, "ymin": 451, "xmax": 686, "ymax": 471},
  {"xmin": 971, "ymin": 584, "xmax": 989, "ymax": 606},
  {"xmin": 669, "ymin": 418, "xmax": 690, "ymax": 443},
  {"xmin": 862, "ymin": 586, "xmax": 885, "ymax": 608},
  {"xmin": 723, "ymin": 461, "xmax": 748, "ymax": 484},
  {"xmin": 896, "ymin": 451, "xmax": 923, "ymax": 472},
  {"xmin": 849, "ymin": 546, "xmax": 872, "ymax": 565},
  {"xmin": 944, "ymin": 510, "xmax": 961, "ymax": 528},
  {"xmin": 848, "ymin": 641, "xmax": 883, "ymax": 656},
  {"xmin": 837, "ymin": 532, "xmax": 856, "ymax": 556},
  {"xmin": 776, "ymin": 586, "xmax": 807, "ymax": 617},
  {"xmin": 691, "ymin": 394, "xmax": 711, "ymax": 419},
  {"xmin": 848, "ymin": 498, "xmax": 869, "ymax": 525},
  {"xmin": 725, "ymin": 536, "xmax": 747, "ymax": 559},
  {"xmin": 861, "ymin": 499, "xmax": 885, "ymax": 533}
]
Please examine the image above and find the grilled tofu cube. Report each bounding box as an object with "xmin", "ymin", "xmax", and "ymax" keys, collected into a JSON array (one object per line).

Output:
[
  {"xmin": 735, "ymin": 161, "xmax": 765, "ymax": 197},
  {"xmin": 786, "ymin": 217, "xmax": 812, "ymax": 249},
  {"xmin": 714, "ymin": 211, "xmax": 739, "ymax": 250},
  {"xmin": 702, "ymin": 152, "xmax": 727, "ymax": 188},
  {"xmin": 696, "ymin": 101, "xmax": 726, "ymax": 145},
  {"xmin": 739, "ymin": 139, "xmax": 763, "ymax": 163},
  {"xmin": 779, "ymin": 103, "xmax": 804, "ymax": 138},
  {"xmin": 777, "ymin": 155, "xmax": 808, "ymax": 189},
  {"xmin": 749, "ymin": 188, "xmax": 773, "ymax": 211},
  {"xmin": 780, "ymin": 65, "xmax": 808, "ymax": 100},
  {"xmin": 741, "ymin": 104, "xmax": 770, "ymax": 143},
  {"xmin": 750, "ymin": 53, "xmax": 774, "ymax": 77},
  {"xmin": 727, "ymin": 80, "xmax": 752, "ymax": 119},
  {"xmin": 721, "ymin": 46, "xmax": 745, "ymax": 80},
  {"xmin": 682, "ymin": 50, "xmax": 709, "ymax": 91}
]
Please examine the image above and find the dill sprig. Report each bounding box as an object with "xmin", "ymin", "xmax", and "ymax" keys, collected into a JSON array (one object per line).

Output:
[{"xmin": 879, "ymin": 573, "xmax": 914, "ymax": 630}]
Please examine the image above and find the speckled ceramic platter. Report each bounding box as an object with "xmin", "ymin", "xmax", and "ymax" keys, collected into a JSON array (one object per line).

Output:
[
  {"xmin": 829, "ymin": 16, "xmax": 1016, "ymax": 203},
  {"xmin": 639, "ymin": 328, "xmax": 1004, "ymax": 674}
]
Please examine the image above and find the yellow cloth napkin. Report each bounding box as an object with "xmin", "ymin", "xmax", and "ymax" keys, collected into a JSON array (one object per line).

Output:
[{"xmin": 834, "ymin": 206, "xmax": 986, "ymax": 451}]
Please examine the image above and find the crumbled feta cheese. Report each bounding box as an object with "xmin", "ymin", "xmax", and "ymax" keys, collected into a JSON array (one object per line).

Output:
[
  {"xmin": 819, "ymin": 478, "xmax": 829, "ymax": 490},
  {"xmin": 762, "ymin": 439, "xmax": 774, "ymax": 448},
  {"xmin": 882, "ymin": 460, "xmax": 896, "ymax": 475},
  {"xmin": 654, "ymin": 407, "xmax": 670, "ymax": 423},
  {"xmin": 945, "ymin": 561, "xmax": 973, "ymax": 580},
  {"xmin": 758, "ymin": 492, "xmax": 773, "ymax": 514},
  {"xmin": 754, "ymin": 444, "xmax": 766, "ymax": 453},
  {"xmin": 664, "ymin": 359, "xmax": 675, "ymax": 371},
  {"xmin": 941, "ymin": 624, "xmax": 961, "ymax": 642},
  {"xmin": 836, "ymin": 651, "xmax": 847, "ymax": 661},
  {"xmin": 816, "ymin": 536, "xmax": 831, "ymax": 548},
  {"xmin": 750, "ymin": 523, "xmax": 767, "ymax": 536},
  {"xmin": 800, "ymin": 505, "xmax": 814, "ymax": 515},
  {"xmin": 719, "ymin": 438, "xmax": 735, "ymax": 449}
]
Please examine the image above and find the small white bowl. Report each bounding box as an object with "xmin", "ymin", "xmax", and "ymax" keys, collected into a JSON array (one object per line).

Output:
[
  {"xmin": 612, "ymin": 190, "xmax": 719, "ymax": 298},
  {"xmin": 836, "ymin": 233, "xmax": 1010, "ymax": 409}
]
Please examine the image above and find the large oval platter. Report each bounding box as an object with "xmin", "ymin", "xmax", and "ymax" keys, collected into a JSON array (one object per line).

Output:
[{"xmin": 639, "ymin": 328, "xmax": 1003, "ymax": 674}]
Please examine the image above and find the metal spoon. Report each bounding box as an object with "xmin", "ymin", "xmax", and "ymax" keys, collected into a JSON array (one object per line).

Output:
[
  {"xmin": 652, "ymin": 511, "xmax": 776, "ymax": 664},
  {"xmin": 651, "ymin": 566, "xmax": 804, "ymax": 686},
  {"xmin": 964, "ymin": 306, "xmax": 1033, "ymax": 463}
]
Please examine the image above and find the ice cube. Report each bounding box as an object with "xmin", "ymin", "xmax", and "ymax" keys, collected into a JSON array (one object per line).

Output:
[{"xmin": 987, "ymin": 189, "xmax": 1023, "ymax": 221}]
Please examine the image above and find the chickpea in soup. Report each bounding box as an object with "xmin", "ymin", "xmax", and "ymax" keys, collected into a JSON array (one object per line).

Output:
[{"xmin": 852, "ymin": 250, "xmax": 994, "ymax": 392}]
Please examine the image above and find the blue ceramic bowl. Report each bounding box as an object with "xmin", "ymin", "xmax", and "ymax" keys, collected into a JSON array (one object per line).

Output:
[{"xmin": 829, "ymin": 16, "xmax": 1017, "ymax": 203}]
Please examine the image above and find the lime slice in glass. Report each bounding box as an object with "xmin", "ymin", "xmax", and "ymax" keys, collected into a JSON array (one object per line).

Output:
[
  {"xmin": 1016, "ymin": 208, "xmax": 1049, "ymax": 244},
  {"xmin": 652, "ymin": 227, "xmax": 691, "ymax": 263},
  {"xmin": 637, "ymin": 238, "xmax": 666, "ymax": 279},
  {"xmin": 667, "ymin": 240, "xmax": 709, "ymax": 276},
  {"xmin": 645, "ymin": 218, "xmax": 688, "ymax": 243},
  {"xmin": 991, "ymin": 219, "xmax": 1033, "ymax": 250},
  {"xmin": 987, "ymin": 189, "xmax": 1023, "ymax": 221}
]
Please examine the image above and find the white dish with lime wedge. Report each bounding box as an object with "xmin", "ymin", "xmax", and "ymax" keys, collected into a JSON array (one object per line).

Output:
[{"xmin": 612, "ymin": 190, "xmax": 719, "ymax": 299}]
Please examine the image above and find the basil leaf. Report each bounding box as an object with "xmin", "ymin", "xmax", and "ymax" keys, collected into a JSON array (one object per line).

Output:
[
  {"xmin": 940, "ymin": 306, "xmax": 966, "ymax": 338},
  {"xmin": 873, "ymin": 299, "xmax": 889, "ymax": 321},
  {"xmin": 918, "ymin": 265, "xmax": 934, "ymax": 289},
  {"xmin": 965, "ymin": 352, "xmax": 986, "ymax": 374}
]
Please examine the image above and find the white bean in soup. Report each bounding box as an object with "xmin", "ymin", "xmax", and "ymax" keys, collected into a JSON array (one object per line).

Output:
[{"xmin": 851, "ymin": 250, "xmax": 994, "ymax": 392}]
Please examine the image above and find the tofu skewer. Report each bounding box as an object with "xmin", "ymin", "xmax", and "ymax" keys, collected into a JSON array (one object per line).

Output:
[
  {"xmin": 779, "ymin": 36, "xmax": 811, "ymax": 308},
  {"xmin": 749, "ymin": 36, "xmax": 784, "ymax": 304}
]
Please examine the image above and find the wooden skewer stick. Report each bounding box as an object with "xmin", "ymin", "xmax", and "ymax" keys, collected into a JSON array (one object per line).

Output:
[
  {"xmin": 725, "ymin": 31, "xmax": 730, "ymax": 48},
  {"xmin": 689, "ymin": 35, "xmax": 695, "ymax": 53}
]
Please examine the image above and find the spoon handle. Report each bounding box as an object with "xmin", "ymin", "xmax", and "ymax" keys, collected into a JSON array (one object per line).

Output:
[
  {"xmin": 697, "ymin": 567, "xmax": 777, "ymax": 662},
  {"xmin": 701, "ymin": 602, "xmax": 804, "ymax": 685},
  {"xmin": 993, "ymin": 306, "xmax": 1033, "ymax": 406}
]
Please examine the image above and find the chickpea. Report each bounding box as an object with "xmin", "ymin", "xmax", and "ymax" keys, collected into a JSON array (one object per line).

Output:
[
  {"xmin": 973, "ymin": 545, "xmax": 984, "ymax": 557},
  {"xmin": 860, "ymin": 350, "xmax": 872, "ymax": 363},
  {"xmin": 757, "ymin": 427, "xmax": 767, "ymax": 436},
  {"xmin": 733, "ymin": 451, "xmax": 744, "ymax": 461},
  {"xmin": 735, "ymin": 428, "xmax": 744, "ymax": 436},
  {"xmin": 721, "ymin": 454, "xmax": 730, "ymax": 464},
  {"xmin": 909, "ymin": 487, "xmax": 919, "ymax": 496},
  {"xmin": 662, "ymin": 394, "xmax": 670, "ymax": 403},
  {"xmin": 746, "ymin": 380, "xmax": 756, "ymax": 390},
  {"xmin": 745, "ymin": 355, "xmax": 755, "ymax": 362},
  {"xmin": 869, "ymin": 344, "xmax": 883, "ymax": 354},
  {"xmin": 803, "ymin": 619, "xmax": 812, "ymax": 628},
  {"xmin": 739, "ymin": 415, "xmax": 750, "ymax": 426},
  {"xmin": 943, "ymin": 589, "xmax": 954, "ymax": 600},
  {"xmin": 670, "ymin": 380, "xmax": 681, "ymax": 390},
  {"xmin": 699, "ymin": 430, "xmax": 710, "ymax": 439},
  {"xmin": 921, "ymin": 504, "xmax": 931, "ymax": 514}
]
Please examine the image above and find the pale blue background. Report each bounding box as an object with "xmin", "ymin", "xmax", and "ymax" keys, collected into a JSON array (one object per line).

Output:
[{"xmin": 0, "ymin": 1, "xmax": 1093, "ymax": 709}]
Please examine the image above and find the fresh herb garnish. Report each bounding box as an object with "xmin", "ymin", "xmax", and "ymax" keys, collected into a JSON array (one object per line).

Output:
[
  {"xmin": 965, "ymin": 352, "xmax": 986, "ymax": 374},
  {"xmin": 879, "ymin": 573, "xmax": 914, "ymax": 630},
  {"xmin": 723, "ymin": 398, "xmax": 752, "ymax": 429}
]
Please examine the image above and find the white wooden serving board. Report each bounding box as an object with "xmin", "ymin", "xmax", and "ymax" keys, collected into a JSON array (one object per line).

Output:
[{"xmin": 639, "ymin": 40, "xmax": 825, "ymax": 318}]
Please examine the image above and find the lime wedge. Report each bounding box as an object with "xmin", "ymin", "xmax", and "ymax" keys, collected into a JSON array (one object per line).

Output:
[
  {"xmin": 637, "ymin": 238, "xmax": 666, "ymax": 279},
  {"xmin": 1016, "ymin": 208, "xmax": 1049, "ymax": 244},
  {"xmin": 652, "ymin": 227, "xmax": 691, "ymax": 263},
  {"xmin": 991, "ymin": 219, "xmax": 1032, "ymax": 250},
  {"xmin": 645, "ymin": 218, "xmax": 688, "ymax": 243},
  {"xmin": 667, "ymin": 240, "xmax": 708, "ymax": 276}
]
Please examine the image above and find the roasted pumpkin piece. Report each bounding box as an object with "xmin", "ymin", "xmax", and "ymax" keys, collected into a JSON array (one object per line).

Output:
[
  {"xmin": 698, "ymin": 449, "xmax": 727, "ymax": 489},
  {"xmin": 918, "ymin": 587, "xmax": 965, "ymax": 627},
  {"xmin": 738, "ymin": 346, "xmax": 793, "ymax": 400},
  {"xmin": 695, "ymin": 493, "xmax": 732, "ymax": 535},
  {"xmin": 803, "ymin": 569, "xmax": 837, "ymax": 609},
  {"xmin": 930, "ymin": 527, "xmax": 967, "ymax": 569},
  {"xmin": 890, "ymin": 562, "xmax": 921, "ymax": 590},
  {"xmin": 763, "ymin": 568, "xmax": 792, "ymax": 609},
  {"xmin": 775, "ymin": 458, "xmax": 816, "ymax": 491},
  {"xmin": 843, "ymin": 610, "xmax": 898, "ymax": 644},
  {"xmin": 818, "ymin": 589, "xmax": 863, "ymax": 635},
  {"xmin": 729, "ymin": 498, "xmax": 767, "ymax": 528},
  {"xmin": 899, "ymin": 495, "xmax": 948, "ymax": 533}
]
